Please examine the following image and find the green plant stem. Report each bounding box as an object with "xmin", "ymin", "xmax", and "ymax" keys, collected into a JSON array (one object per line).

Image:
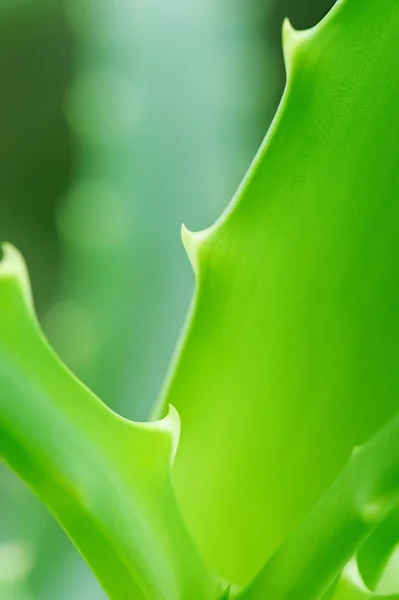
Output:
[
  {"xmin": 237, "ymin": 409, "xmax": 399, "ymax": 600},
  {"xmin": 357, "ymin": 505, "xmax": 399, "ymax": 591},
  {"xmin": 329, "ymin": 559, "xmax": 399, "ymax": 599}
]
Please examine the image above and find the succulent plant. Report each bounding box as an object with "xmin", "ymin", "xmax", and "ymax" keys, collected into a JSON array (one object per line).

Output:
[{"xmin": 2, "ymin": 1, "xmax": 399, "ymax": 598}]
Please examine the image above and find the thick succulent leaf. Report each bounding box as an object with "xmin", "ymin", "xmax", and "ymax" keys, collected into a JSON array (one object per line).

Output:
[
  {"xmin": 0, "ymin": 245, "xmax": 218, "ymax": 600},
  {"xmin": 156, "ymin": 0, "xmax": 399, "ymax": 587}
]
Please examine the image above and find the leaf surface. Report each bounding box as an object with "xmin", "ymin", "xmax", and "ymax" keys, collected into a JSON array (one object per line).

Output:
[
  {"xmin": 157, "ymin": 0, "xmax": 399, "ymax": 586},
  {"xmin": 0, "ymin": 245, "xmax": 218, "ymax": 600}
]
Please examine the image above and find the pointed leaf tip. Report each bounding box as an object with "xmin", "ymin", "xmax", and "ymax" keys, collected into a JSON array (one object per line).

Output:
[
  {"xmin": 0, "ymin": 243, "xmax": 33, "ymax": 313},
  {"xmin": 282, "ymin": 18, "xmax": 298, "ymax": 70},
  {"xmin": 220, "ymin": 585, "xmax": 232, "ymax": 599},
  {"xmin": 181, "ymin": 224, "xmax": 211, "ymax": 274},
  {"xmin": 181, "ymin": 223, "xmax": 199, "ymax": 271},
  {"xmin": 156, "ymin": 404, "xmax": 181, "ymax": 463},
  {"xmin": 282, "ymin": 18, "xmax": 314, "ymax": 76},
  {"xmin": 137, "ymin": 404, "xmax": 181, "ymax": 467},
  {"xmin": 282, "ymin": 18, "xmax": 296, "ymax": 47}
]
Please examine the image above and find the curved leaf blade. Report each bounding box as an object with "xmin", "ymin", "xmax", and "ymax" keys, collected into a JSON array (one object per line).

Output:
[
  {"xmin": 0, "ymin": 245, "xmax": 218, "ymax": 600},
  {"xmin": 157, "ymin": 0, "xmax": 399, "ymax": 587}
]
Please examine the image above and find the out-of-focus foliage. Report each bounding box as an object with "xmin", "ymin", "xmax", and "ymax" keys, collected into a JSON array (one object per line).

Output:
[{"xmin": 48, "ymin": 0, "xmax": 274, "ymax": 420}]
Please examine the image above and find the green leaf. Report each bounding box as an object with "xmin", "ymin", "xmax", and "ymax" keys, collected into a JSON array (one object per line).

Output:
[
  {"xmin": 330, "ymin": 560, "xmax": 399, "ymax": 600},
  {"xmin": 236, "ymin": 408, "xmax": 399, "ymax": 599},
  {"xmin": 0, "ymin": 245, "xmax": 218, "ymax": 600},
  {"xmin": 357, "ymin": 506, "xmax": 399, "ymax": 591},
  {"xmin": 156, "ymin": 0, "xmax": 399, "ymax": 587}
]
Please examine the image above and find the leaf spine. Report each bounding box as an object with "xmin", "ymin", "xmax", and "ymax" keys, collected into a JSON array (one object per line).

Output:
[
  {"xmin": 181, "ymin": 223, "xmax": 208, "ymax": 274},
  {"xmin": 0, "ymin": 243, "xmax": 34, "ymax": 314},
  {"xmin": 282, "ymin": 18, "xmax": 315, "ymax": 77}
]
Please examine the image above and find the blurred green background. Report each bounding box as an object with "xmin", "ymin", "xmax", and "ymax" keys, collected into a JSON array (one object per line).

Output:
[{"xmin": 0, "ymin": 1, "xmax": 334, "ymax": 598}]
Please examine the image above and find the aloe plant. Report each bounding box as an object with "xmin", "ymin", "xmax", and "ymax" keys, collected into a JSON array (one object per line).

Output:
[
  {"xmin": 1, "ymin": 0, "xmax": 399, "ymax": 598},
  {"xmin": 40, "ymin": 0, "xmax": 271, "ymax": 594}
]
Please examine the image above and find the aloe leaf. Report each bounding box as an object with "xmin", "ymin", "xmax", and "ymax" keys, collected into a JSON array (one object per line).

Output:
[
  {"xmin": 155, "ymin": 0, "xmax": 399, "ymax": 588},
  {"xmin": 0, "ymin": 245, "xmax": 218, "ymax": 600}
]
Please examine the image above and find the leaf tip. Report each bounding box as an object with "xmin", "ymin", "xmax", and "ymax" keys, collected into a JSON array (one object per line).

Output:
[
  {"xmin": 0, "ymin": 243, "xmax": 34, "ymax": 313},
  {"xmin": 181, "ymin": 223, "xmax": 197, "ymax": 269},
  {"xmin": 153, "ymin": 404, "xmax": 181, "ymax": 464},
  {"xmin": 282, "ymin": 18, "xmax": 299, "ymax": 72},
  {"xmin": 181, "ymin": 224, "xmax": 208, "ymax": 274},
  {"xmin": 282, "ymin": 18, "xmax": 315, "ymax": 77}
]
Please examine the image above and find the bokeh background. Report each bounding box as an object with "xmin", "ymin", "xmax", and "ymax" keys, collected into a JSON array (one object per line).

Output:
[{"xmin": 0, "ymin": 1, "xmax": 335, "ymax": 598}]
